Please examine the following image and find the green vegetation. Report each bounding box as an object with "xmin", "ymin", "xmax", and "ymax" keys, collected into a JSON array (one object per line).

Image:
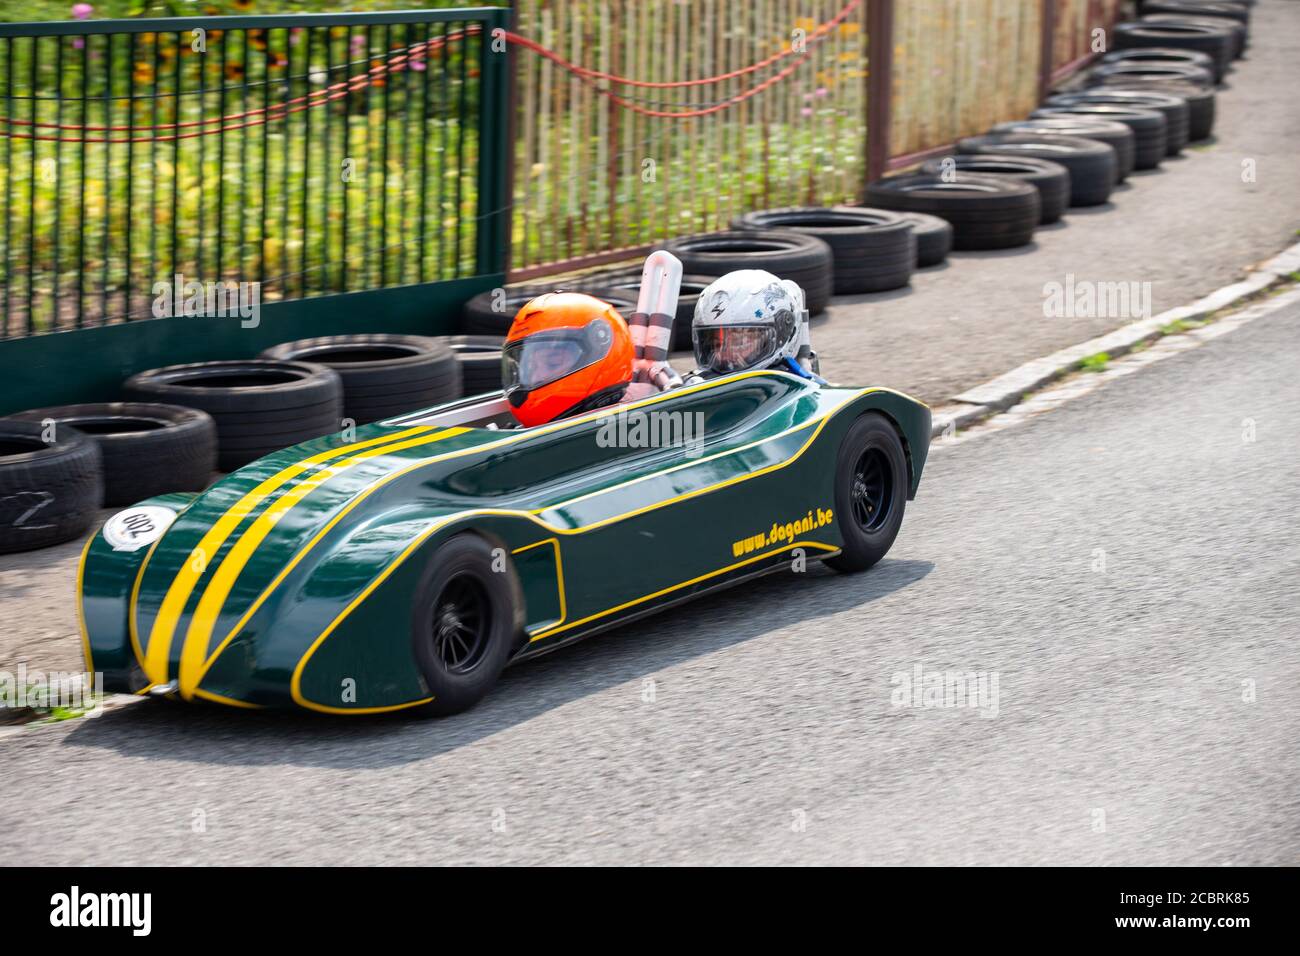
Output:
[{"xmin": 1078, "ymin": 351, "xmax": 1110, "ymax": 372}]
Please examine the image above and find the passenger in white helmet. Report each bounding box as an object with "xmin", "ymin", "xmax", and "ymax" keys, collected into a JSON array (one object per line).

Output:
[{"xmin": 684, "ymin": 270, "xmax": 824, "ymax": 384}]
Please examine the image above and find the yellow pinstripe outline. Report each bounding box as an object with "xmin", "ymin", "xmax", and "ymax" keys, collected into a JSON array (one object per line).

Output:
[
  {"xmin": 194, "ymin": 688, "xmax": 264, "ymax": 709},
  {"xmin": 75, "ymin": 534, "xmax": 95, "ymax": 676},
  {"xmin": 512, "ymin": 537, "xmax": 567, "ymax": 632},
  {"xmin": 526, "ymin": 540, "xmax": 841, "ymax": 641}
]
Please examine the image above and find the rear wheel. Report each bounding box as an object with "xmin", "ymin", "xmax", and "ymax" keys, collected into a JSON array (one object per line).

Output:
[
  {"xmin": 824, "ymin": 414, "xmax": 908, "ymax": 574},
  {"xmin": 411, "ymin": 534, "xmax": 523, "ymax": 716}
]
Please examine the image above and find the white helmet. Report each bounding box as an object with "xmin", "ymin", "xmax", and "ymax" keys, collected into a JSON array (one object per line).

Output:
[{"xmin": 691, "ymin": 270, "xmax": 806, "ymax": 375}]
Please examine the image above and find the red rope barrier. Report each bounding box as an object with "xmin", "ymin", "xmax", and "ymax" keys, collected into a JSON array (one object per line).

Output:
[
  {"xmin": 0, "ymin": 0, "xmax": 861, "ymax": 142},
  {"xmin": 503, "ymin": 0, "xmax": 861, "ymax": 88}
]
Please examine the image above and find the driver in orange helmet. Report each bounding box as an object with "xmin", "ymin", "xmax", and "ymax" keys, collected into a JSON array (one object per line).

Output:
[{"xmin": 501, "ymin": 291, "xmax": 640, "ymax": 427}]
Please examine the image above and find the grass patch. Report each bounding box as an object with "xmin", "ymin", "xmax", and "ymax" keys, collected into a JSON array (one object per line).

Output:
[
  {"xmin": 1078, "ymin": 351, "xmax": 1110, "ymax": 373},
  {"xmin": 1160, "ymin": 317, "xmax": 1211, "ymax": 335}
]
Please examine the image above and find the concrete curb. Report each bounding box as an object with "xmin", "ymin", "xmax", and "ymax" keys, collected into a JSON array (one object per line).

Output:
[{"xmin": 929, "ymin": 239, "xmax": 1300, "ymax": 439}]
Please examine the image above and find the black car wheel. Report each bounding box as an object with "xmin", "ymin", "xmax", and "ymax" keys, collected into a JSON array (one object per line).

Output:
[
  {"xmin": 824, "ymin": 413, "xmax": 908, "ymax": 574},
  {"xmin": 411, "ymin": 533, "xmax": 524, "ymax": 716}
]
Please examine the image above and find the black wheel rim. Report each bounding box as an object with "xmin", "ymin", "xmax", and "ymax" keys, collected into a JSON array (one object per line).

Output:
[
  {"xmin": 431, "ymin": 573, "xmax": 491, "ymax": 675},
  {"xmin": 849, "ymin": 447, "xmax": 893, "ymax": 533}
]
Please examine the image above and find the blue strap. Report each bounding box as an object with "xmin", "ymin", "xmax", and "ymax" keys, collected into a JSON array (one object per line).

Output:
[{"xmin": 782, "ymin": 356, "xmax": 827, "ymax": 385}]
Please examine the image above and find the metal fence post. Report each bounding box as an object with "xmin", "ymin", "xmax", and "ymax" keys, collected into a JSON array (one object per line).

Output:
[
  {"xmin": 865, "ymin": 0, "xmax": 895, "ymax": 188},
  {"xmin": 475, "ymin": 6, "xmax": 512, "ymax": 278}
]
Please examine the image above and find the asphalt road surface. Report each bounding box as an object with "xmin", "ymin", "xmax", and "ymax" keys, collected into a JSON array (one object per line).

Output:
[{"xmin": 3, "ymin": 298, "xmax": 1297, "ymax": 866}]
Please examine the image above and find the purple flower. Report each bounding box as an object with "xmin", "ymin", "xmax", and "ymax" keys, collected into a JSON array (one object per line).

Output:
[{"xmin": 72, "ymin": 3, "xmax": 93, "ymax": 19}]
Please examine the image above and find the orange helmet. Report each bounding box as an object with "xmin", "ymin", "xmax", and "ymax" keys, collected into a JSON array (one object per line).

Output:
[{"xmin": 502, "ymin": 292, "xmax": 635, "ymax": 427}]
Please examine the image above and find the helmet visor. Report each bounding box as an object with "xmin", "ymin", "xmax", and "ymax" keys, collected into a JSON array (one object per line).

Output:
[
  {"xmin": 502, "ymin": 322, "xmax": 613, "ymax": 393},
  {"xmin": 693, "ymin": 325, "xmax": 777, "ymax": 374}
]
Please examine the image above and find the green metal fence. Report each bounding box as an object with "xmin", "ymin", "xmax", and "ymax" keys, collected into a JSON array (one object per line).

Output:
[{"xmin": 0, "ymin": 7, "xmax": 511, "ymax": 339}]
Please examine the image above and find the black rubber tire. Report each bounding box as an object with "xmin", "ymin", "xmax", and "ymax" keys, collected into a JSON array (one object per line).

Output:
[
  {"xmin": 656, "ymin": 230, "xmax": 834, "ymax": 315},
  {"xmin": 823, "ymin": 413, "xmax": 908, "ymax": 574},
  {"xmin": 1114, "ymin": 20, "xmax": 1234, "ymax": 79},
  {"xmin": 585, "ymin": 270, "xmax": 716, "ymax": 350},
  {"xmin": 0, "ymin": 419, "xmax": 102, "ymax": 554},
  {"xmin": 730, "ymin": 207, "xmax": 916, "ymax": 295},
  {"xmin": 1088, "ymin": 60, "xmax": 1216, "ymax": 90},
  {"xmin": 122, "ymin": 360, "xmax": 343, "ymax": 472},
  {"xmin": 1142, "ymin": 13, "xmax": 1247, "ymax": 59},
  {"xmin": 443, "ymin": 334, "xmax": 504, "ymax": 396},
  {"xmin": 411, "ymin": 533, "xmax": 525, "ymax": 717},
  {"xmin": 993, "ymin": 117, "xmax": 1135, "ymax": 182},
  {"xmin": 1031, "ymin": 105, "xmax": 1167, "ymax": 170},
  {"xmin": 1141, "ymin": 1, "xmax": 1249, "ymax": 27},
  {"xmin": 1100, "ymin": 45, "xmax": 1218, "ymax": 78},
  {"xmin": 1046, "ymin": 88, "xmax": 1191, "ymax": 155},
  {"xmin": 1087, "ymin": 75, "xmax": 1216, "ymax": 140},
  {"xmin": 460, "ymin": 285, "xmax": 639, "ymax": 337},
  {"xmin": 259, "ymin": 334, "xmax": 460, "ymax": 426},
  {"xmin": 893, "ymin": 211, "xmax": 954, "ymax": 267},
  {"xmin": 957, "ymin": 133, "xmax": 1116, "ymax": 206},
  {"xmin": 7, "ymin": 403, "xmax": 215, "ymax": 506},
  {"xmin": 919, "ymin": 154, "xmax": 1071, "ymax": 225},
  {"xmin": 864, "ymin": 173, "xmax": 1040, "ymax": 251}
]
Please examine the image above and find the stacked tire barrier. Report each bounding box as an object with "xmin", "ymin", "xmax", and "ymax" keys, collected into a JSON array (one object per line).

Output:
[
  {"xmin": 731, "ymin": 208, "xmax": 916, "ymax": 295},
  {"xmin": 123, "ymin": 361, "xmax": 343, "ymax": 473},
  {"xmin": 259, "ymin": 335, "xmax": 460, "ymax": 427}
]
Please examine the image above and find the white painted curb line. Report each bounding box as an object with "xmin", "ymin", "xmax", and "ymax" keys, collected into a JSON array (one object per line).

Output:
[{"xmin": 930, "ymin": 240, "xmax": 1300, "ymax": 439}]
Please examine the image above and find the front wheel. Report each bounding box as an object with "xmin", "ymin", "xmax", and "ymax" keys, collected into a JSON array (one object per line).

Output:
[
  {"xmin": 823, "ymin": 413, "xmax": 908, "ymax": 574},
  {"xmin": 411, "ymin": 534, "xmax": 524, "ymax": 716}
]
